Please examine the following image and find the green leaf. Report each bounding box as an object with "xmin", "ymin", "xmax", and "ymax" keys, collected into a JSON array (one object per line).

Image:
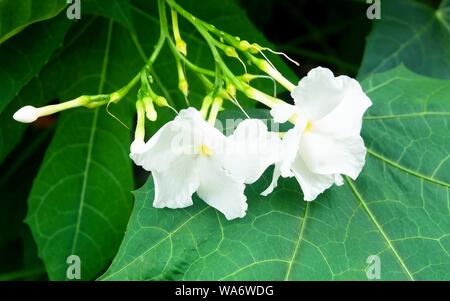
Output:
[
  {"xmin": 0, "ymin": 128, "xmax": 51, "ymax": 279},
  {"xmin": 21, "ymin": 0, "xmax": 296, "ymax": 280},
  {"xmin": 0, "ymin": 15, "xmax": 72, "ymax": 115},
  {"xmin": 25, "ymin": 18, "xmax": 136, "ymax": 280},
  {"xmin": 0, "ymin": 0, "xmax": 67, "ymax": 43},
  {"xmin": 359, "ymin": 0, "xmax": 450, "ymax": 79},
  {"xmin": 0, "ymin": 14, "xmax": 74, "ymax": 164},
  {"xmin": 102, "ymin": 66, "xmax": 450, "ymax": 280}
]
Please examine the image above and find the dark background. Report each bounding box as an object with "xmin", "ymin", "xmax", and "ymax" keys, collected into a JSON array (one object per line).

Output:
[{"xmin": 241, "ymin": 0, "xmax": 441, "ymax": 77}]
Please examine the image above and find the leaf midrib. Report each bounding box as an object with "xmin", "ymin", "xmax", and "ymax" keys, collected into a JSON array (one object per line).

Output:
[
  {"xmin": 70, "ymin": 20, "xmax": 114, "ymax": 255},
  {"xmin": 367, "ymin": 149, "xmax": 450, "ymax": 187},
  {"xmin": 345, "ymin": 177, "xmax": 415, "ymax": 280},
  {"xmin": 284, "ymin": 202, "xmax": 309, "ymax": 280}
]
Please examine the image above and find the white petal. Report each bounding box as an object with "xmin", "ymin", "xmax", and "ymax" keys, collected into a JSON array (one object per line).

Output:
[
  {"xmin": 334, "ymin": 174, "xmax": 344, "ymax": 186},
  {"xmin": 314, "ymin": 76, "xmax": 372, "ymax": 137},
  {"xmin": 291, "ymin": 67, "xmax": 348, "ymax": 121},
  {"xmin": 270, "ymin": 103, "xmax": 298, "ymax": 123},
  {"xmin": 130, "ymin": 140, "xmax": 146, "ymax": 155},
  {"xmin": 173, "ymin": 107, "xmax": 227, "ymax": 156},
  {"xmin": 130, "ymin": 121, "xmax": 180, "ymax": 172},
  {"xmin": 261, "ymin": 121, "xmax": 307, "ymax": 196},
  {"xmin": 261, "ymin": 165, "xmax": 281, "ymax": 196},
  {"xmin": 176, "ymin": 107, "xmax": 202, "ymax": 121},
  {"xmin": 299, "ymin": 133, "xmax": 367, "ymax": 180},
  {"xmin": 224, "ymin": 119, "xmax": 281, "ymax": 184},
  {"xmin": 278, "ymin": 121, "xmax": 306, "ymax": 178},
  {"xmin": 131, "ymin": 107, "xmax": 226, "ymax": 172},
  {"xmin": 153, "ymin": 155, "xmax": 200, "ymax": 209},
  {"xmin": 197, "ymin": 158, "xmax": 247, "ymax": 220},
  {"xmin": 291, "ymin": 155, "xmax": 335, "ymax": 201}
]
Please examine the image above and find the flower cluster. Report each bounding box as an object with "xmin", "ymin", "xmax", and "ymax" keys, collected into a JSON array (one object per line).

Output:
[
  {"xmin": 129, "ymin": 67, "xmax": 371, "ymax": 219},
  {"xmin": 12, "ymin": 0, "xmax": 372, "ymax": 220},
  {"xmin": 130, "ymin": 108, "xmax": 280, "ymax": 220}
]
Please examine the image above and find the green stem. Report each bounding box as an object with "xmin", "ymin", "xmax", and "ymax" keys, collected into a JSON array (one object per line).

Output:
[
  {"xmin": 111, "ymin": 3, "xmax": 168, "ymax": 104},
  {"xmin": 166, "ymin": 0, "xmax": 236, "ymax": 45},
  {"xmin": 134, "ymin": 100, "xmax": 146, "ymax": 142},
  {"xmin": 208, "ymin": 97, "xmax": 223, "ymax": 125},
  {"xmin": 167, "ymin": 0, "xmax": 288, "ymax": 109},
  {"xmin": 167, "ymin": 37, "xmax": 215, "ymax": 76}
]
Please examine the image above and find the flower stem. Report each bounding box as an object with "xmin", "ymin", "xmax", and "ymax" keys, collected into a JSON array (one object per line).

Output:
[
  {"xmin": 134, "ymin": 100, "xmax": 146, "ymax": 142},
  {"xmin": 166, "ymin": 0, "xmax": 290, "ymax": 109},
  {"xmin": 171, "ymin": 9, "xmax": 187, "ymax": 55},
  {"xmin": 208, "ymin": 96, "xmax": 223, "ymax": 125}
]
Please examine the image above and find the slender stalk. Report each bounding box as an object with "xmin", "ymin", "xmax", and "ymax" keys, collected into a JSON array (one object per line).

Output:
[
  {"xmin": 166, "ymin": 37, "xmax": 215, "ymax": 76},
  {"xmin": 208, "ymin": 97, "xmax": 223, "ymax": 125}
]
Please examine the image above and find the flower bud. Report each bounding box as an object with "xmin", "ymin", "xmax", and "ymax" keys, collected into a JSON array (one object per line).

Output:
[
  {"xmin": 13, "ymin": 106, "xmax": 39, "ymax": 123},
  {"xmin": 226, "ymin": 83, "xmax": 237, "ymax": 98},
  {"xmin": 224, "ymin": 46, "xmax": 238, "ymax": 58},
  {"xmin": 154, "ymin": 96, "xmax": 169, "ymax": 108},
  {"xmin": 176, "ymin": 39, "xmax": 187, "ymax": 56},
  {"xmin": 238, "ymin": 40, "xmax": 251, "ymax": 52},
  {"xmin": 142, "ymin": 96, "xmax": 157, "ymax": 122},
  {"xmin": 179, "ymin": 79, "xmax": 189, "ymax": 97}
]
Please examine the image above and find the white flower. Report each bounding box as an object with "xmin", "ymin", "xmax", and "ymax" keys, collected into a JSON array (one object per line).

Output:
[
  {"xmin": 131, "ymin": 107, "xmax": 280, "ymax": 220},
  {"xmin": 263, "ymin": 67, "xmax": 372, "ymax": 201}
]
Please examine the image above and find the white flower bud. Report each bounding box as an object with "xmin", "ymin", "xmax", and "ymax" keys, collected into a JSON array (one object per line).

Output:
[{"xmin": 13, "ymin": 106, "xmax": 39, "ymax": 123}]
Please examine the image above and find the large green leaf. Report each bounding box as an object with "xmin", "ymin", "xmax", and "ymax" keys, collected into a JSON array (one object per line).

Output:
[
  {"xmin": 25, "ymin": 18, "xmax": 136, "ymax": 280},
  {"xmin": 0, "ymin": 14, "xmax": 73, "ymax": 164},
  {"xmin": 0, "ymin": 0, "xmax": 67, "ymax": 43},
  {"xmin": 359, "ymin": 0, "xmax": 450, "ymax": 79},
  {"xmin": 101, "ymin": 66, "xmax": 450, "ymax": 280},
  {"xmin": 0, "ymin": 14, "xmax": 72, "ymax": 115},
  {"xmin": 23, "ymin": 0, "xmax": 294, "ymax": 281}
]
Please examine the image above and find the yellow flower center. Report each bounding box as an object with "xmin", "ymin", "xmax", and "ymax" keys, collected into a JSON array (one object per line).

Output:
[
  {"xmin": 304, "ymin": 120, "xmax": 313, "ymax": 133},
  {"xmin": 198, "ymin": 144, "xmax": 213, "ymax": 157}
]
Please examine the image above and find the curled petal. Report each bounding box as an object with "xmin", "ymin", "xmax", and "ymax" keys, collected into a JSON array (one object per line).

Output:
[
  {"xmin": 292, "ymin": 67, "xmax": 352, "ymax": 121},
  {"xmin": 153, "ymin": 155, "xmax": 200, "ymax": 209},
  {"xmin": 300, "ymin": 133, "xmax": 367, "ymax": 180},
  {"xmin": 334, "ymin": 174, "xmax": 344, "ymax": 186},
  {"xmin": 130, "ymin": 121, "xmax": 180, "ymax": 172},
  {"xmin": 291, "ymin": 155, "xmax": 335, "ymax": 201},
  {"xmin": 197, "ymin": 158, "xmax": 247, "ymax": 220},
  {"xmin": 224, "ymin": 119, "xmax": 281, "ymax": 184},
  {"xmin": 314, "ymin": 76, "xmax": 372, "ymax": 137},
  {"xmin": 278, "ymin": 120, "xmax": 306, "ymax": 178},
  {"xmin": 270, "ymin": 103, "xmax": 298, "ymax": 124},
  {"xmin": 261, "ymin": 165, "xmax": 281, "ymax": 196}
]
